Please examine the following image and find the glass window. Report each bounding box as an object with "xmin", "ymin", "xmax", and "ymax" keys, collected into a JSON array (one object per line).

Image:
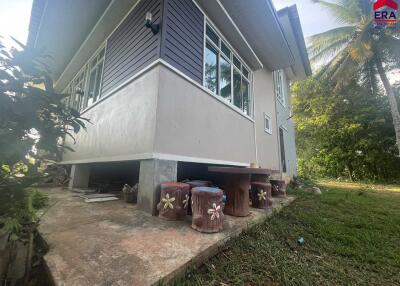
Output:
[
  {"xmin": 219, "ymin": 56, "xmax": 231, "ymax": 102},
  {"xmin": 233, "ymin": 69, "xmax": 242, "ymax": 109},
  {"xmin": 221, "ymin": 41, "xmax": 231, "ymax": 59},
  {"xmin": 64, "ymin": 45, "xmax": 106, "ymax": 112},
  {"xmin": 206, "ymin": 25, "xmax": 219, "ymax": 46},
  {"xmin": 205, "ymin": 42, "xmax": 218, "ymax": 93},
  {"xmin": 233, "ymin": 55, "xmax": 241, "ymax": 70},
  {"xmin": 242, "ymin": 67, "xmax": 249, "ymax": 79},
  {"xmin": 242, "ymin": 80, "xmax": 250, "ymax": 115},
  {"xmin": 264, "ymin": 113, "xmax": 272, "ymax": 134},
  {"xmin": 87, "ymin": 69, "xmax": 97, "ymax": 107},
  {"xmin": 274, "ymin": 69, "xmax": 286, "ymax": 106},
  {"xmin": 204, "ymin": 23, "xmax": 252, "ymax": 116},
  {"xmin": 67, "ymin": 69, "xmax": 86, "ymax": 111},
  {"xmin": 85, "ymin": 47, "xmax": 105, "ymax": 108},
  {"xmin": 95, "ymin": 60, "xmax": 104, "ymax": 99}
]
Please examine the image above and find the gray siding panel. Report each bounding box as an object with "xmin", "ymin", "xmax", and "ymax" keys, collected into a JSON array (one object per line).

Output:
[
  {"xmin": 101, "ymin": 0, "xmax": 161, "ymax": 95},
  {"xmin": 161, "ymin": 0, "xmax": 204, "ymax": 84}
]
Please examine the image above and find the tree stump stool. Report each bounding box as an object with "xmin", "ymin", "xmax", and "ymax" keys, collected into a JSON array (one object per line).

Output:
[
  {"xmin": 270, "ymin": 179, "xmax": 287, "ymax": 197},
  {"xmin": 157, "ymin": 182, "xmax": 190, "ymax": 220},
  {"xmin": 223, "ymin": 174, "xmax": 250, "ymax": 217},
  {"xmin": 250, "ymin": 182, "xmax": 272, "ymax": 209},
  {"xmin": 191, "ymin": 187, "xmax": 224, "ymax": 233},
  {"xmin": 186, "ymin": 180, "xmax": 212, "ymax": 215}
]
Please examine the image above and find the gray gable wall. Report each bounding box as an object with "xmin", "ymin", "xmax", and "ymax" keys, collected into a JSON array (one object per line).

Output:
[
  {"xmin": 101, "ymin": 0, "xmax": 162, "ymax": 95},
  {"xmin": 100, "ymin": 0, "xmax": 204, "ymax": 96},
  {"xmin": 160, "ymin": 0, "xmax": 204, "ymax": 84}
]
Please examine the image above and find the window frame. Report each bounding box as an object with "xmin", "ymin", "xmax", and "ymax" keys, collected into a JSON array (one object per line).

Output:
[
  {"xmin": 203, "ymin": 21, "xmax": 252, "ymax": 117},
  {"xmin": 63, "ymin": 43, "xmax": 107, "ymax": 112},
  {"xmin": 264, "ymin": 112, "xmax": 272, "ymax": 134},
  {"xmin": 274, "ymin": 69, "xmax": 286, "ymax": 107}
]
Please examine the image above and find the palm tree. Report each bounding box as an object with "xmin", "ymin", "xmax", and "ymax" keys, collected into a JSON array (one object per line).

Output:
[{"xmin": 308, "ymin": 0, "xmax": 400, "ymax": 153}]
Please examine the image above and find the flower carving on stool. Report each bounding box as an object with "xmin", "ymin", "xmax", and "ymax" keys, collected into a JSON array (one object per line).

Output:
[
  {"xmin": 207, "ymin": 203, "xmax": 221, "ymax": 221},
  {"xmin": 258, "ymin": 189, "xmax": 267, "ymax": 201},
  {"xmin": 182, "ymin": 194, "xmax": 189, "ymax": 209},
  {"xmin": 161, "ymin": 193, "xmax": 175, "ymax": 210}
]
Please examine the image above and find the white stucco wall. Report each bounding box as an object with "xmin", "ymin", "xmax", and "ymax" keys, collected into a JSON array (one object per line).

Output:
[
  {"xmin": 61, "ymin": 63, "xmax": 296, "ymax": 171},
  {"xmin": 276, "ymin": 77, "xmax": 297, "ymax": 177},
  {"xmin": 61, "ymin": 66, "xmax": 160, "ymax": 164},
  {"xmin": 253, "ymin": 68, "xmax": 280, "ymax": 171},
  {"xmin": 154, "ymin": 65, "xmax": 256, "ymax": 165}
]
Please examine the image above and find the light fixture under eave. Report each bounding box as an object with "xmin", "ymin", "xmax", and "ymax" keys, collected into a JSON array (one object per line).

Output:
[{"xmin": 145, "ymin": 12, "xmax": 160, "ymax": 35}]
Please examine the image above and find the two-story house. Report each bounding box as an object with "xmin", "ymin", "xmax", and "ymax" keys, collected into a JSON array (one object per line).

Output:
[{"xmin": 28, "ymin": 0, "xmax": 311, "ymax": 215}]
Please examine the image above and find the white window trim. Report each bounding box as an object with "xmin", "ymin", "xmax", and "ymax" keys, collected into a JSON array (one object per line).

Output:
[
  {"xmin": 264, "ymin": 112, "xmax": 272, "ymax": 134},
  {"xmin": 280, "ymin": 125, "xmax": 288, "ymax": 132},
  {"xmin": 63, "ymin": 42, "xmax": 107, "ymax": 113},
  {"xmin": 274, "ymin": 69, "xmax": 286, "ymax": 108},
  {"xmin": 203, "ymin": 20, "xmax": 253, "ymax": 117}
]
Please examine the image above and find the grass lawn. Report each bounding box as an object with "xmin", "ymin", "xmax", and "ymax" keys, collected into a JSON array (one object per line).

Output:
[{"xmin": 175, "ymin": 181, "xmax": 400, "ymax": 286}]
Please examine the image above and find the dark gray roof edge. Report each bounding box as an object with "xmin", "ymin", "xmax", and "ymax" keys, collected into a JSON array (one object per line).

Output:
[
  {"xmin": 278, "ymin": 5, "xmax": 312, "ymax": 77},
  {"xmin": 267, "ymin": 0, "xmax": 295, "ymax": 65},
  {"xmin": 26, "ymin": 0, "xmax": 46, "ymax": 48}
]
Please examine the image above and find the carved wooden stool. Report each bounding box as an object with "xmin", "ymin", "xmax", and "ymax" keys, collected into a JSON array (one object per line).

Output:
[
  {"xmin": 157, "ymin": 182, "xmax": 190, "ymax": 220},
  {"xmin": 250, "ymin": 182, "xmax": 272, "ymax": 209},
  {"xmin": 186, "ymin": 180, "xmax": 212, "ymax": 215},
  {"xmin": 191, "ymin": 187, "xmax": 224, "ymax": 233},
  {"xmin": 270, "ymin": 179, "xmax": 287, "ymax": 197}
]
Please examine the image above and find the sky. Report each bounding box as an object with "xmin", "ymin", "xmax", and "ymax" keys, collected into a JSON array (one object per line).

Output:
[
  {"xmin": 272, "ymin": 0, "xmax": 341, "ymax": 38},
  {"xmin": 0, "ymin": 0, "xmax": 339, "ymax": 48},
  {"xmin": 0, "ymin": 0, "xmax": 33, "ymax": 48}
]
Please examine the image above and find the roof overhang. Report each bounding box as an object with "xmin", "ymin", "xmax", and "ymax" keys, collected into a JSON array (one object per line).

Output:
[
  {"xmin": 28, "ymin": 0, "xmax": 140, "ymax": 91},
  {"xmin": 278, "ymin": 6, "xmax": 312, "ymax": 80},
  {"xmin": 215, "ymin": 0, "xmax": 295, "ymax": 71}
]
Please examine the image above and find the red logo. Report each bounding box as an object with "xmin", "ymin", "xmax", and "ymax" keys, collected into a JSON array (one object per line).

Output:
[
  {"xmin": 373, "ymin": 0, "xmax": 398, "ymax": 24},
  {"xmin": 374, "ymin": 0, "xmax": 398, "ymax": 10}
]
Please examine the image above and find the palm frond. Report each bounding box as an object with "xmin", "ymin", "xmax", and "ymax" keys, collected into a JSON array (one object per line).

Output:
[
  {"xmin": 348, "ymin": 30, "xmax": 373, "ymax": 63},
  {"xmin": 308, "ymin": 26, "xmax": 355, "ymax": 54},
  {"xmin": 309, "ymin": 37, "xmax": 349, "ymax": 65},
  {"xmin": 314, "ymin": 49, "xmax": 347, "ymax": 79},
  {"xmin": 312, "ymin": 0, "xmax": 362, "ymax": 24},
  {"xmin": 332, "ymin": 52, "xmax": 360, "ymax": 90},
  {"xmin": 379, "ymin": 35, "xmax": 400, "ymax": 61},
  {"xmin": 360, "ymin": 60, "xmax": 381, "ymax": 96}
]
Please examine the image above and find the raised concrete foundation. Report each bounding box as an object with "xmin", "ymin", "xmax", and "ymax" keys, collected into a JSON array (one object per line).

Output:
[
  {"xmin": 68, "ymin": 164, "xmax": 90, "ymax": 189},
  {"xmin": 138, "ymin": 159, "xmax": 177, "ymax": 215}
]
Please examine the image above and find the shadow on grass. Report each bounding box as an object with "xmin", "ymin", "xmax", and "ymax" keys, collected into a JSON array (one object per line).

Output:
[{"xmin": 171, "ymin": 182, "xmax": 400, "ymax": 286}]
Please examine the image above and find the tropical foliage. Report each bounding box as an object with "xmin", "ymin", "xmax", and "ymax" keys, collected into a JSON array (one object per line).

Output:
[
  {"xmin": 293, "ymin": 77, "xmax": 400, "ymax": 181},
  {"xmin": 0, "ymin": 39, "xmax": 86, "ymax": 236},
  {"xmin": 309, "ymin": 0, "xmax": 400, "ymax": 153}
]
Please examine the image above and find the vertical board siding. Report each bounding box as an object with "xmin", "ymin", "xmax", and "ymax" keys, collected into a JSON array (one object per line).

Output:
[
  {"xmin": 161, "ymin": 0, "xmax": 204, "ymax": 84},
  {"xmin": 101, "ymin": 0, "xmax": 162, "ymax": 95}
]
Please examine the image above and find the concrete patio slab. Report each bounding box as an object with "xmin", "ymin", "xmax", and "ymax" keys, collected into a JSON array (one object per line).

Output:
[{"xmin": 38, "ymin": 188, "xmax": 294, "ymax": 286}]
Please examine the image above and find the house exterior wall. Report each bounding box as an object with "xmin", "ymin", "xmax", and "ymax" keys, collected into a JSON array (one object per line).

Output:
[
  {"xmin": 101, "ymin": 0, "xmax": 162, "ymax": 95},
  {"xmin": 154, "ymin": 64, "xmax": 255, "ymax": 164},
  {"xmin": 276, "ymin": 76, "xmax": 297, "ymax": 177},
  {"xmin": 253, "ymin": 69, "xmax": 280, "ymax": 170},
  {"xmin": 160, "ymin": 0, "xmax": 204, "ymax": 84},
  {"xmin": 59, "ymin": 0, "xmax": 299, "ymax": 175},
  {"xmin": 62, "ymin": 66, "xmax": 160, "ymax": 164}
]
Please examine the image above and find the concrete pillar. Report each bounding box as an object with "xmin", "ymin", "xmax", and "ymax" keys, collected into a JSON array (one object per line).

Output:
[
  {"xmin": 68, "ymin": 164, "xmax": 90, "ymax": 189},
  {"xmin": 138, "ymin": 159, "xmax": 177, "ymax": 215}
]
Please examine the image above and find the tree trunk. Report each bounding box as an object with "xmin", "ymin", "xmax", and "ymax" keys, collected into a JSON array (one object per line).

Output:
[{"xmin": 375, "ymin": 58, "xmax": 400, "ymax": 155}]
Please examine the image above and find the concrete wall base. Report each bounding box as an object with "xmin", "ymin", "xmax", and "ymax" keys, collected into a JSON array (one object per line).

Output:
[
  {"xmin": 138, "ymin": 159, "xmax": 177, "ymax": 215},
  {"xmin": 68, "ymin": 164, "xmax": 90, "ymax": 189}
]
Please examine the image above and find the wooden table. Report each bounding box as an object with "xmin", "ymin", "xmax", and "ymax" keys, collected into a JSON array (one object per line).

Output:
[{"xmin": 208, "ymin": 166, "xmax": 278, "ymax": 216}]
